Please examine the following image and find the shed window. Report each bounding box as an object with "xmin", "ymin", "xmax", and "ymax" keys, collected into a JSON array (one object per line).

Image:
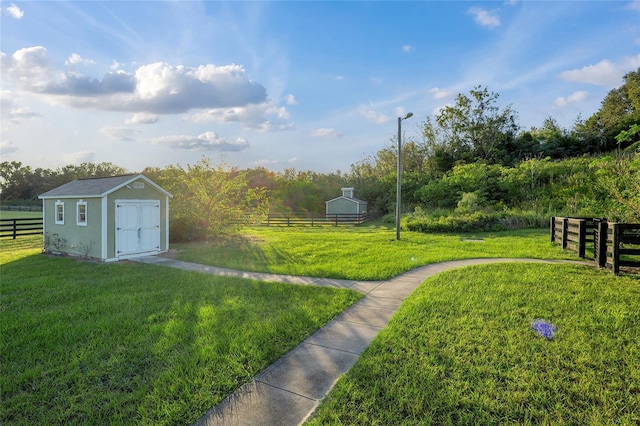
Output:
[
  {"xmin": 55, "ymin": 201, "xmax": 64, "ymax": 224},
  {"xmin": 77, "ymin": 200, "xmax": 87, "ymax": 226}
]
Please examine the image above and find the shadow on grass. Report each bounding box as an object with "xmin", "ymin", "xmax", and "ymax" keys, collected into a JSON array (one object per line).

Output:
[
  {"xmin": 2, "ymin": 252, "xmax": 361, "ymax": 424},
  {"xmin": 173, "ymin": 234, "xmax": 298, "ymax": 273}
]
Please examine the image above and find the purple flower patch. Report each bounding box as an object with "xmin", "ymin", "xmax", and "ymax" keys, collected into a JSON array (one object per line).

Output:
[{"xmin": 531, "ymin": 319, "xmax": 557, "ymax": 340}]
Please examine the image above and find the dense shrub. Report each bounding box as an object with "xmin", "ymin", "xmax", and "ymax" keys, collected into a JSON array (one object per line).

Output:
[
  {"xmin": 413, "ymin": 156, "xmax": 627, "ymax": 219},
  {"xmin": 415, "ymin": 162, "xmax": 505, "ymax": 209},
  {"xmin": 404, "ymin": 208, "xmax": 549, "ymax": 234},
  {"xmin": 455, "ymin": 191, "xmax": 485, "ymax": 214},
  {"xmin": 169, "ymin": 217, "xmax": 215, "ymax": 243},
  {"xmin": 592, "ymin": 153, "xmax": 640, "ymax": 221}
]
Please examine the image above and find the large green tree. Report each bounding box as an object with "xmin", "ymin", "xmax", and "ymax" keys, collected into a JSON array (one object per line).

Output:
[
  {"xmin": 422, "ymin": 86, "xmax": 521, "ymax": 173},
  {"xmin": 148, "ymin": 158, "xmax": 269, "ymax": 241},
  {"xmin": 525, "ymin": 117, "xmax": 590, "ymax": 159},
  {"xmin": 584, "ymin": 67, "xmax": 640, "ymax": 151},
  {"xmin": 0, "ymin": 161, "xmax": 127, "ymax": 202}
]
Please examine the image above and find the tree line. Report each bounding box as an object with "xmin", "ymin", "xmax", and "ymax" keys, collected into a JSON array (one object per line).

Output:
[
  {"xmin": 350, "ymin": 68, "xmax": 639, "ymax": 214},
  {"xmin": 2, "ymin": 68, "xmax": 638, "ymax": 239}
]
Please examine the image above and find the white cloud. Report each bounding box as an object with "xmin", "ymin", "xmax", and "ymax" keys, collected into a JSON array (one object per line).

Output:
[
  {"xmin": 558, "ymin": 55, "xmax": 640, "ymax": 87},
  {"xmin": 8, "ymin": 107, "xmax": 42, "ymax": 123},
  {"xmin": 370, "ymin": 77, "xmax": 383, "ymax": 86},
  {"xmin": 1, "ymin": 140, "xmax": 18, "ymax": 154},
  {"xmin": 64, "ymin": 150, "xmax": 95, "ymax": 164},
  {"xmin": 100, "ymin": 127, "xmax": 143, "ymax": 141},
  {"xmin": 311, "ymin": 128, "xmax": 343, "ymax": 138},
  {"xmin": 65, "ymin": 53, "xmax": 96, "ymax": 67},
  {"xmin": 131, "ymin": 62, "xmax": 267, "ymax": 113},
  {"xmin": 335, "ymin": 75, "xmax": 344, "ymax": 81},
  {"xmin": 0, "ymin": 91, "xmax": 43, "ymax": 123},
  {"xmin": 286, "ymin": 94, "xmax": 298, "ymax": 105},
  {"xmin": 151, "ymin": 131, "xmax": 249, "ymax": 152},
  {"xmin": 359, "ymin": 107, "xmax": 390, "ymax": 124},
  {"xmin": 468, "ymin": 7, "xmax": 500, "ymax": 28},
  {"xmin": 429, "ymin": 87, "xmax": 452, "ymax": 99},
  {"xmin": 250, "ymin": 157, "xmax": 298, "ymax": 167},
  {"xmin": 1, "ymin": 47, "xmax": 53, "ymax": 90},
  {"xmin": 187, "ymin": 101, "xmax": 293, "ymax": 131},
  {"xmin": 5, "ymin": 3, "xmax": 24, "ymax": 19},
  {"xmin": 1, "ymin": 46, "xmax": 269, "ymax": 114},
  {"xmin": 1, "ymin": 45, "xmax": 287, "ymax": 140},
  {"xmin": 402, "ymin": 45, "xmax": 415, "ymax": 53},
  {"xmin": 100, "ymin": 127, "xmax": 250, "ymax": 152},
  {"xmin": 125, "ymin": 113, "xmax": 158, "ymax": 124},
  {"xmin": 554, "ymin": 90, "xmax": 588, "ymax": 107}
]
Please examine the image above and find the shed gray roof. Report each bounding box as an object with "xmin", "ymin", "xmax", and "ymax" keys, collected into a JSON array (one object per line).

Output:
[
  {"xmin": 38, "ymin": 174, "xmax": 172, "ymax": 199},
  {"xmin": 325, "ymin": 195, "xmax": 367, "ymax": 204}
]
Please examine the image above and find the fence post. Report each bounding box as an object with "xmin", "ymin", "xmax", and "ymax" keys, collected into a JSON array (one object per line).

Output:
[
  {"xmin": 287, "ymin": 215, "xmax": 291, "ymax": 227},
  {"xmin": 596, "ymin": 221, "xmax": 608, "ymax": 267},
  {"xmin": 12, "ymin": 219, "xmax": 17, "ymax": 239},
  {"xmin": 612, "ymin": 223, "xmax": 620, "ymax": 275},
  {"xmin": 561, "ymin": 218, "xmax": 568, "ymax": 250},
  {"xmin": 578, "ymin": 219, "xmax": 586, "ymax": 258},
  {"xmin": 550, "ymin": 217, "xmax": 556, "ymax": 243}
]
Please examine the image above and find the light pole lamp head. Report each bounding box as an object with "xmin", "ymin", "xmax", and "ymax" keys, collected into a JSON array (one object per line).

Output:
[{"xmin": 403, "ymin": 112, "xmax": 413, "ymax": 120}]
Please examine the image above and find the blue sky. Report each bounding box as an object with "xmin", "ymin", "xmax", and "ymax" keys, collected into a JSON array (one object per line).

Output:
[{"xmin": 2, "ymin": 1, "xmax": 639, "ymax": 174}]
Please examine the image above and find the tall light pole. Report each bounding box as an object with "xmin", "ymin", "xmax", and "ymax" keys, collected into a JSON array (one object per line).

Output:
[{"xmin": 396, "ymin": 112, "xmax": 413, "ymax": 241}]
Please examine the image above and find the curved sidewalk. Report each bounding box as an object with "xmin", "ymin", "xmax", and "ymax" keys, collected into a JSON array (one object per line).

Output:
[{"xmin": 133, "ymin": 256, "xmax": 588, "ymax": 426}]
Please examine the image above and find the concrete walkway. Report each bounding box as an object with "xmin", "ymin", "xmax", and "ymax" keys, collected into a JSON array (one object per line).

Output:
[{"xmin": 133, "ymin": 256, "xmax": 587, "ymax": 426}]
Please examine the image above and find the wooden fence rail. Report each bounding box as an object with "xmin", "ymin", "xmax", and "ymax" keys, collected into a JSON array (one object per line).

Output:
[
  {"xmin": 0, "ymin": 217, "xmax": 43, "ymax": 239},
  {"xmin": 0, "ymin": 205, "xmax": 43, "ymax": 212},
  {"xmin": 603, "ymin": 223, "xmax": 640, "ymax": 274},
  {"xmin": 553, "ymin": 217, "xmax": 640, "ymax": 274},
  {"xmin": 261, "ymin": 212, "xmax": 375, "ymax": 227},
  {"xmin": 550, "ymin": 217, "xmax": 601, "ymax": 258}
]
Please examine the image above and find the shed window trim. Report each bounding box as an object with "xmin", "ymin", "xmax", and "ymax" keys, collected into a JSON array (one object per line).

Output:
[
  {"xmin": 55, "ymin": 201, "xmax": 64, "ymax": 224},
  {"xmin": 76, "ymin": 200, "xmax": 88, "ymax": 226}
]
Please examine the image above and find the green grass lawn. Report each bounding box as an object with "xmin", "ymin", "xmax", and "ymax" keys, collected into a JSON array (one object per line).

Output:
[
  {"xmin": 0, "ymin": 210, "xmax": 43, "ymax": 219},
  {"xmin": 4, "ymin": 226, "xmax": 635, "ymax": 425},
  {"xmin": 307, "ymin": 263, "xmax": 640, "ymax": 425},
  {"xmin": 173, "ymin": 225, "xmax": 577, "ymax": 280},
  {"xmin": 0, "ymin": 237, "xmax": 361, "ymax": 425}
]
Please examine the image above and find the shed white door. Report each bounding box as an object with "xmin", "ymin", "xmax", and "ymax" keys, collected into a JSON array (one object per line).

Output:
[{"xmin": 116, "ymin": 200, "xmax": 160, "ymax": 257}]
